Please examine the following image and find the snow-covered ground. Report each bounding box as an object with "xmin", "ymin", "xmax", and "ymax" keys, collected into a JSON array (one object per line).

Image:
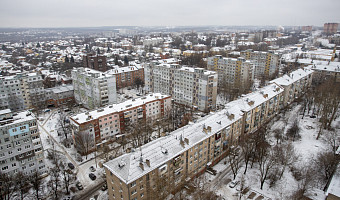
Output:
[{"xmin": 197, "ymin": 102, "xmax": 338, "ymax": 200}]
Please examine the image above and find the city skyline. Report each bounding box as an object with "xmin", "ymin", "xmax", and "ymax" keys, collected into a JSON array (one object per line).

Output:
[{"xmin": 0, "ymin": 0, "xmax": 339, "ymax": 28}]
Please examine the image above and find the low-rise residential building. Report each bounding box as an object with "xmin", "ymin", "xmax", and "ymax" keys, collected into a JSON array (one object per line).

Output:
[
  {"xmin": 207, "ymin": 55, "xmax": 254, "ymax": 88},
  {"xmin": 240, "ymin": 49, "xmax": 279, "ymax": 79},
  {"xmin": 270, "ymin": 68, "xmax": 314, "ymax": 106},
  {"xmin": 45, "ymin": 84, "xmax": 74, "ymax": 107},
  {"xmin": 72, "ymin": 67, "xmax": 117, "ymax": 109},
  {"xmin": 145, "ymin": 62, "xmax": 218, "ymax": 112},
  {"xmin": 103, "ymin": 83, "xmax": 284, "ymax": 200},
  {"xmin": 309, "ymin": 61, "xmax": 340, "ymax": 83},
  {"xmin": 70, "ymin": 93, "xmax": 171, "ymax": 150},
  {"xmin": 0, "ymin": 109, "xmax": 46, "ymax": 176}
]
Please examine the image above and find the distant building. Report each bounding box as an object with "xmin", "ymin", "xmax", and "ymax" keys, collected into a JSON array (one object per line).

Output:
[
  {"xmin": 83, "ymin": 53, "xmax": 108, "ymax": 72},
  {"xmin": 71, "ymin": 68, "xmax": 117, "ymax": 109},
  {"xmin": 240, "ymin": 50, "xmax": 279, "ymax": 79},
  {"xmin": 145, "ymin": 61, "xmax": 218, "ymax": 112},
  {"xmin": 324, "ymin": 23, "xmax": 338, "ymax": 35},
  {"xmin": 301, "ymin": 26, "xmax": 313, "ymax": 32},
  {"xmin": 106, "ymin": 65, "xmax": 144, "ymax": 89},
  {"xmin": 0, "ymin": 109, "xmax": 46, "ymax": 176},
  {"xmin": 207, "ymin": 55, "xmax": 254, "ymax": 89}
]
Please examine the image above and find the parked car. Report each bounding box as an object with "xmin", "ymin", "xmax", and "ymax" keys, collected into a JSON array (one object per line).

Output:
[
  {"xmin": 101, "ymin": 183, "xmax": 108, "ymax": 191},
  {"xmin": 89, "ymin": 166, "xmax": 96, "ymax": 172},
  {"xmin": 89, "ymin": 173, "xmax": 96, "ymax": 181},
  {"xmin": 229, "ymin": 181, "xmax": 239, "ymax": 188},
  {"xmin": 76, "ymin": 182, "xmax": 83, "ymax": 190},
  {"xmin": 44, "ymin": 109, "xmax": 51, "ymax": 113},
  {"xmin": 68, "ymin": 163, "xmax": 75, "ymax": 170}
]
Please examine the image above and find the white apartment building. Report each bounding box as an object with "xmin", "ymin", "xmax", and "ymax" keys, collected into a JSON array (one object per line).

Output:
[
  {"xmin": 70, "ymin": 93, "xmax": 171, "ymax": 148},
  {"xmin": 240, "ymin": 50, "xmax": 279, "ymax": 79},
  {"xmin": 0, "ymin": 72, "xmax": 44, "ymax": 112},
  {"xmin": 207, "ymin": 55, "xmax": 254, "ymax": 87},
  {"xmin": 145, "ymin": 62, "xmax": 218, "ymax": 112},
  {"xmin": 72, "ymin": 67, "xmax": 117, "ymax": 109},
  {"xmin": 0, "ymin": 109, "xmax": 46, "ymax": 176}
]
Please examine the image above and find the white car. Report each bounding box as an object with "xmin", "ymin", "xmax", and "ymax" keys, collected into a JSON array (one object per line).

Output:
[{"xmin": 229, "ymin": 180, "xmax": 239, "ymax": 188}]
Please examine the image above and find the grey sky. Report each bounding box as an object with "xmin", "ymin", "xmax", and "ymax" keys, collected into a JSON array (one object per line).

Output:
[{"xmin": 0, "ymin": 0, "xmax": 339, "ymax": 28}]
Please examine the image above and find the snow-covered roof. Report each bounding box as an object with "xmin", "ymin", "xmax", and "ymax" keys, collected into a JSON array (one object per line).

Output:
[
  {"xmin": 103, "ymin": 83, "xmax": 283, "ymax": 184},
  {"xmin": 103, "ymin": 104, "xmax": 243, "ymax": 184},
  {"xmin": 226, "ymin": 83, "xmax": 284, "ymax": 112},
  {"xmin": 70, "ymin": 93, "xmax": 170, "ymax": 124},
  {"xmin": 45, "ymin": 84, "xmax": 73, "ymax": 94},
  {"xmin": 270, "ymin": 68, "xmax": 314, "ymax": 86}
]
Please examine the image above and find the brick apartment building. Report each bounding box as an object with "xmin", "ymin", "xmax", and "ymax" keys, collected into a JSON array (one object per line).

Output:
[{"xmin": 83, "ymin": 53, "xmax": 108, "ymax": 72}]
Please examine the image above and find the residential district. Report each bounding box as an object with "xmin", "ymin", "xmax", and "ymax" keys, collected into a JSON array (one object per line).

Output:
[{"xmin": 0, "ymin": 24, "xmax": 339, "ymax": 200}]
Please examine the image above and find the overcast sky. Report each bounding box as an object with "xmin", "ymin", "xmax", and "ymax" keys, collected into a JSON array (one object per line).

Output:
[{"xmin": 0, "ymin": 0, "xmax": 339, "ymax": 28}]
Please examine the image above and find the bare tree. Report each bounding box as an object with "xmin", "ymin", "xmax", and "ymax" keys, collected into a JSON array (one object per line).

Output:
[
  {"xmin": 314, "ymin": 150, "xmax": 339, "ymax": 190},
  {"xmin": 14, "ymin": 172, "xmax": 30, "ymax": 200},
  {"xmin": 30, "ymin": 171, "xmax": 44, "ymax": 200},
  {"xmin": 74, "ymin": 131, "xmax": 94, "ymax": 160},
  {"xmin": 57, "ymin": 109, "xmax": 71, "ymax": 140},
  {"xmin": 257, "ymin": 141, "xmax": 275, "ymax": 190},
  {"xmin": 290, "ymin": 164, "xmax": 316, "ymax": 200},
  {"xmin": 0, "ymin": 172, "xmax": 16, "ymax": 200},
  {"xmin": 240, "ymin": 134, "xmax": 255, "ymax": 174},
  {"xmin": 48, "ymin": 165, "xmax": 62, "ymax": 200},
  {"xmin": 273, "ymin": 143, "xmax": 298, "ymax": 180},
  {"xmin": 228, "ymin": 148, "xmax": 242, "ymax": 180},
  {"xmin": 323, "ymin": 130, "xmax": 340, "ymax": 155},
  {"xmin": 191, "ymin": 176, "xmax": 218, "ymax": 200},
  {"xmin": 286, "ymin": 120, "xmax": 300, "ymax": 141},
  {"xmin": 60, "ymin": 162, "xmax": 75, "ymax": 195}
]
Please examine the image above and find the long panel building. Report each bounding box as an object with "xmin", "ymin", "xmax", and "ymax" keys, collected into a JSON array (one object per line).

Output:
[{"xmin": 70, "ymin": 93, "xmax": 171, "ymax": 151}]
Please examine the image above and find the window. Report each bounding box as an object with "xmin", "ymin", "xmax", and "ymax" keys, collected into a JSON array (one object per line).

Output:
[{"xmin": 130, "ymin": 181, "xmax": 136, "ymax": 187}]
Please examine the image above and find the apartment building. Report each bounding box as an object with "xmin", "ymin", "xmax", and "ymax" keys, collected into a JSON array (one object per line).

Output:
[
  {"xmin": 323, "ymin": 23, "xmax": 338, "ymax": 35},
  {"xmin": 0, "ymin": 72, "xmax": 44, "ymax": 112},
  {"xmin": 45, "ymin": 84, "xmax": 74, "ymax": 107},
  {"xmin": 106, "ymin": 65, "xmax": 144, "ymax": 89},
  {"xmin": 83, "ymin": 53, "xmax": 108, "ymax": 72},
  {"xmin": 103, "ymin": 83, "xmax": 283, "ymax": 200},
  {"xmin": 270, "ymin": 68, "xmax": 313, "ymax": 106},
  {"xmin": 145, "ymin": 62, "xmax": 218, "ymax": 112},
  {"xmin": 207, "ymin": 55, "xmax": 254, "ymax": 88},
  {"xmin": 72, "ymin": 67, "xmax": 117, "ymax": 109},
  {"xmin": 303, "ymin": 60, "xmax": 340, "ymax": 83},
  {"xmin": 240, "ymin": 50, "xmax": 279, "ymax": 79},
  {"xmin": 70, "ymin": 93, "xmax": 171, "ymax": 148},
  {"xmin": 0, "ymin": 109, "xmax": 46, "ymax": 176}
]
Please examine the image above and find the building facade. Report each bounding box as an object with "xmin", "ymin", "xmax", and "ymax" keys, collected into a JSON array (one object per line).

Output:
[
  {"xmin": 207, "ymin": 55, "xmax": 254, "ymax": 88},
  {"xmin": 103, "ymin": 83, "xmax": 284, "ymax": 200},
  {"xmin": 83, "ymin": 53, "xmax": 108, "ymax": 72},
  {"xmin": 106, "ymin": 65, "xmax": 144, "ymax": 89},
  {"xmin": 72, "ymin": 68, "xmax": 117, "ymax": 109},
  {"xmin": 0, "ymin": 109, "xmax": 46, "ymax": 176},
  {"xmin": 323, "ymin": 23, "xmax": 339, "ymax": 35},
  {"xmin": 0, "ymin": 72, "xmax": 44, "ymax": 112},
  {"xmin": 70, "ymin": 93, "xmax": 171, "ymax": 149},
  {"xmin": 270, "ymin": 68, "xmax": 314, "ymax": 106},
  {"xmin": 145, "ymin": 62, "xmax": 218, "ymax": 112},
  {"xmin": 240, "ymin": 50, "xmax": 279, "ymax": 79},
  {"xmin": 45, "ymin": 84, "xmax": 75, "ymax": 107}
]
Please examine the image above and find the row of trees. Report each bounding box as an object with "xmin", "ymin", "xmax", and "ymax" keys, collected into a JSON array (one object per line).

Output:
[{"xmin": 226, "ymin": 98, "xmax": 339, "ymax": 199}]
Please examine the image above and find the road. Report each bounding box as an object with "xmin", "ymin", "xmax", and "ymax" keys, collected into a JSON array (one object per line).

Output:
[{"xmin": 74, "ymin": 180, "xmax": 106, "ymax": 200}]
